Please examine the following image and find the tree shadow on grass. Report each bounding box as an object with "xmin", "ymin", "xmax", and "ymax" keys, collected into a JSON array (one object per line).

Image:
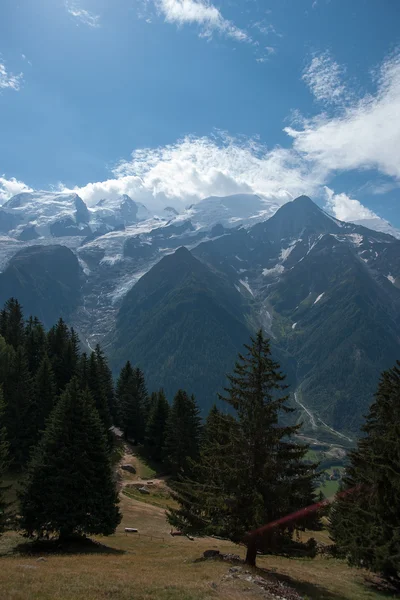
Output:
[
  {"xmin": 14, "ymin": 535, "xmax": 126, "ymax": 556},
  {"xmin": 256, "ymin": 563, "xmax": 398, "ymax": 600},
  {"xmin": 131, "ymin": 443, "xmax": 166, "ymax": 479},
  {"xmin": 255, "ymin": 566, "xmax": 350, "ymax": 600}
]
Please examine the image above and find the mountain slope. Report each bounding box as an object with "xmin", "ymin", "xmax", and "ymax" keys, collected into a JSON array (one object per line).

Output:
[
  {"xmin": 110, "ymin": 246, "xmax": 252, "ymax": 412},
  {"xmin": 0, "ymin": 245, "xmax": 82, "ymax": 327},
  {"xmin": 193, "ymin": 196, "xmax": 400, "ymax": 435}
]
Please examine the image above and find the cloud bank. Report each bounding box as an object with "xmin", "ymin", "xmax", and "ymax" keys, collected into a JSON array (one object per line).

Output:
[
  {"xmin": 2, "ymin": 50, "xmax": 400, "ymax": 225},
  {"xmin": 0, "ymin": 177, "xmax": 33, "ymax": 202},
  {"xmin": 287, "ymin": 51, "xmax": 400, "ymax": 182}
]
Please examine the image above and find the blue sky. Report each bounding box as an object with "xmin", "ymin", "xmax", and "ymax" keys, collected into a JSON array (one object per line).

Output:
[{"xmin": 0, "ymin": 0, "xmax": 400, "ymax": 225}]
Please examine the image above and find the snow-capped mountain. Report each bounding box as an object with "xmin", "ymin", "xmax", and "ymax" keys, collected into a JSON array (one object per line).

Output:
[
  {"xmin": 91, "ymin": 194, "xmax": 152, "ymax": 228},
  {"xmin": 1, "ymin": 191, "xmax": 400, "ymax": 438},
  {"xmin": 0, "ymin": 191, "xmax": 90, "ymax": 239},
  {"xmin": 351, "ymin": 217, "xmax": 400, "ymax": 239},
  {"xmin": 182, "ymin": 193, "xmax": 279, "ymax": 230}
]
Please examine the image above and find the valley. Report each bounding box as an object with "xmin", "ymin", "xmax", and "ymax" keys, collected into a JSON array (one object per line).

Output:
[
  {"xmin": 1, "ymin": 191, "xmax": 400, "ymax": 437},
  {"xmin": 0, "ymin": 443, "xmax": 388, "ymax": 600}
]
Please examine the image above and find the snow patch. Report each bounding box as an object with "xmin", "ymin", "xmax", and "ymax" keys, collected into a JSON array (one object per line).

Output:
[
  {"xmin": 348, "ymin": 233, "xmax": 363, "ymax": 247},
  {"xmin": 262, "ymin": 264, "xmax": 285, "ymax": 277},
  {"xmin": 313, "ymin": 292, "xmax": 325, "ymax": 305},
  {"xmin": 279, "ymin": 239, "xmax": 298, "ymax": 262},
  {"xmin": 100, "ymin": 254, "xmax": 124, "ymax": 266},
  {"xmin": 239, "ymin": 279, "xmax": 254, "ymax": 297},
  {"xmin": 292, "ymin": 322, "xmax": 297, "ymax": 330},
  {"xmin": 386, "ymin": 274, "xmax": 396, "ymax": 285},
  {"xmin": 78, "ymin": 258, "xmax": 91, "ymax": 276}
]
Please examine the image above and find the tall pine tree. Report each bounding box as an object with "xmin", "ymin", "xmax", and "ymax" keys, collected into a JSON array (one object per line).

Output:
[
  {"xmin": 25, "ymin": 317, "xmax": 47, "ymax": 374},
  {"xmin": 163, "ymin": 390, "xmax": 201, "ymax": 477},
  {"xmin": 146, "ymin": 389, "xmax": 170, "ymax": 462},
  {"xmin": 116, "ymin": 363, "xmax": 147, "ymax": 444},
  {"xmin": 168, "ymin": 331, "xmax": 316, "ymax": 566},
  {"xmin": 5, "ymin": 347, "xmax": 35, "ymax": 468},
  {"xmin": 330, "ymin": 361, "xmax": 400, "ymax": 587},
  {"xmin": 95, "ymin": 344, "xmax": 116, "ymax": 422},
  {"xmin": 33, "ymin": 354, "xmax": 57, "ymax": 436},
  {"xmin": 2, "ymin": 298, "xmax": 25, "ymax": 349},
  {"xmin": 19, "ymin": 377, "xmax": 121, "ymax": 539},
  {"xmin": 0, "ymin": 387, "xmax": 10, "ymax": 535},
  {"xmin": 47, "ymin": 319, "xmax": 78, "ymax": 394},
  {"xmin": 86, "ymin": 352, "xmax": 113, "ymax": 447}
]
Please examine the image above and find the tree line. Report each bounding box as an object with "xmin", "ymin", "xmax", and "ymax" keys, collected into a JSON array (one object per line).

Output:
[
  {"xmin": 0, "ymin": 298, "xmax": 204, "ymax": 539},
  {"xmin": 0, "ymin": 296, "xmax": 399, "ymax": 585}
]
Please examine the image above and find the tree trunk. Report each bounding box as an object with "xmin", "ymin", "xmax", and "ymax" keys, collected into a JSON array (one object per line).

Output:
[{"xmin": 245, "ymin": 540, "xmax": 257, "ymax": 566}]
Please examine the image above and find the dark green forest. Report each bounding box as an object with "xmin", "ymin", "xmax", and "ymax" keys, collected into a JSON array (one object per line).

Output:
[{"xmin": 0, "ymin": 296, "xmax": 399, "ymax": 584}]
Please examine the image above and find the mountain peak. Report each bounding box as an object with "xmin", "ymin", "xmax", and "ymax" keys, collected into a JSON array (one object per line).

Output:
[
  {"xmin": 251, "ymin": 195, "xmax": 340, "ymax": 242},
  {"xmin": 292, "ymin": 195, "xmax": 315, "ymax": 207},
  {"xmin": 172, "ymin": 246, "xmax": 197, "ymax": 264}
]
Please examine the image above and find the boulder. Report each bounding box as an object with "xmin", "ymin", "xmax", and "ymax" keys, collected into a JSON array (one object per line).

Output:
[
  {"xmin": 121, "ymin": 464, "xmax": 136, "ymax": 474},
  {"xmin": 203, "ymin": 550, "xmax": 221, "ymax": 559}
]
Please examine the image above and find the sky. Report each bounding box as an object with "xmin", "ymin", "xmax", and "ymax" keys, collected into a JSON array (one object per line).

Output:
[{"xmin": 0, "ymin": 0, "xmax": 399, "ymax": 224}]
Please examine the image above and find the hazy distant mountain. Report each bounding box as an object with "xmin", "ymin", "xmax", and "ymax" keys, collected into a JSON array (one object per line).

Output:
[
  {"xmin": 1, "ymin": 190, "xmax": 400, "ymax": 438},
  {"xmin": 110, "ymin": 246, "xmax": 252, "ymax": 413},
  {"xmin": 0, "ymin": 245, "xmax": 82, "ymax": 328}
]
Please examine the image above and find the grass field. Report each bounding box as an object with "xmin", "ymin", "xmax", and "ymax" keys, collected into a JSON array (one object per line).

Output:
[{"xmin": 0, "ymin": 447, "xmax": 394, "ymax": 600}]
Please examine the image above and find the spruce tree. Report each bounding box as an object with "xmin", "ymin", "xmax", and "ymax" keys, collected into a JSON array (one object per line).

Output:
[
  {"xmin": 330, "ymin": 361, "xmax": 400, "ymax": 586},
  {"xmin": 19, "ymin": 377, "xmax": 121, "ymax": 539},
  {"xmin": 0, "ymin": 387, "xmax": 10, "ymax": 535},
  {"xmin": 116, "ymin": 362, "xmax": 147, "ymax": 444},
  {"xmin": 2, "ymin": 298, "xmax": 25, "ymax": 349},
  {"xmin": 5, "ymin": 347, "xmax": 35, "ymax": 468},
  {"xmin": 33, "ymin": 354, "xmax": 57, "ymax": 436},
  {"xmin": 95, "ymin": 344, "xmax": 116, "ymax": 422},
  {"xmin": 146, "ymin": 389, "xmax": 170, "ymax": 462},
  {"xmin": 168, "ymin": 330, "xmax": 316, "ymax": 566},
  {"xmin": 25, "ymin": 317, "xmax": 47, "ymax": 374},
  {"xmin": 87, "ymin": 352, "xmax": 113, "ymax": 446},
  {"xmin": 163, "ymin": 390, "xmax": 201, "ymax": 477},
  {"xmin": 47, "ymin": 319, "xmax": 77, "ymax": 394}
]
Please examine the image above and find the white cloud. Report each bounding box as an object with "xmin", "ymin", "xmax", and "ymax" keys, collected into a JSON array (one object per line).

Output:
[
  {"xmin": 0, "ymin": 177, "xmax": 33, "ymax": 203},
  {"xmin": 56, "ymin": 133, "xmax": 319, "ymax": 209},
  {"xmin": 3, "ymin": 50, "xmax": 399, "ymax": 227},
  {"xmin": 65, "ymin": 2, "xmax": 100, "ymax": 27},
  {"xmin": 287, "ymin": 51, "xmax": 400, "ymax": 183},
  {"xmin": 157, "ymin": 0, "xmax": 250, "ymax": 42},
  {"xmin": 0, "ymin": 60, "xmax": 23, "ymax": 92},
  {"xmin": 323, "ymin": 186, "xmax": 377, "ymax": 221},
  {"xmin": 302, "ymin": 51, "xmax": 348, "ymax": 106}
]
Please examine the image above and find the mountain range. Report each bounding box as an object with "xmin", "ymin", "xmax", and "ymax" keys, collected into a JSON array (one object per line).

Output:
[{"xmin": 0, "ymin": 190, "xmax": 399, "ymax": 439}]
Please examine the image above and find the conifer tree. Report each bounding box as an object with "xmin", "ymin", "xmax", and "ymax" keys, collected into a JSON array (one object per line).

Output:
[
  {"xmin": 0, "ymin": 309, "xmax": 7, "ymax": 340},
  {"xmin": 95, "ymin": 344, "xmax": 116, "ymax": 422},
  {"xmin": 116, "ymin": 362, "xmax": 147, "ymax": 444},
  {"xmin": 330, "ymin": 361, "xmax": 400, "ymax": 586},
  {"xmin": 2, "ymin": 298, "xmax": 25, "ymax": 349},
  {"xmin": 47, "ymin": 319, "xmax": 77, "ymax": 393},
  {"xmin": 33, "ymin": 354, "xmax": 57, "ymax": 436},
  {"xmin": 163, "ymin": 390, "xmax": 201, "ymax": 477},
  {"xmin": 25, "ymin": 317, "xmax": 47, "ymax": 374},
  {"xmin": 0, "ymin": 387, "xmax": 10, "ymax": 535},
  {"xmin": 19, "ymin": 377, "xmax": 121, "ymax": 539},
  {"xmin": 146, "ymin": 389, "xmax": 170, "ymax": 462},
  {"xmin": 0, "ymin": 335, "xmax": 15, "ymax": 388},
  {"xmin": 168, "ymin": 331, "xmax": 316, "ymax": 566},
  {"xmin": 5, "ymin": 347, "xmax": 35, "ymax": 468},
  {"xmin": 86, "ymin": 352, "xmax": 113, "ymax": 446}
]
